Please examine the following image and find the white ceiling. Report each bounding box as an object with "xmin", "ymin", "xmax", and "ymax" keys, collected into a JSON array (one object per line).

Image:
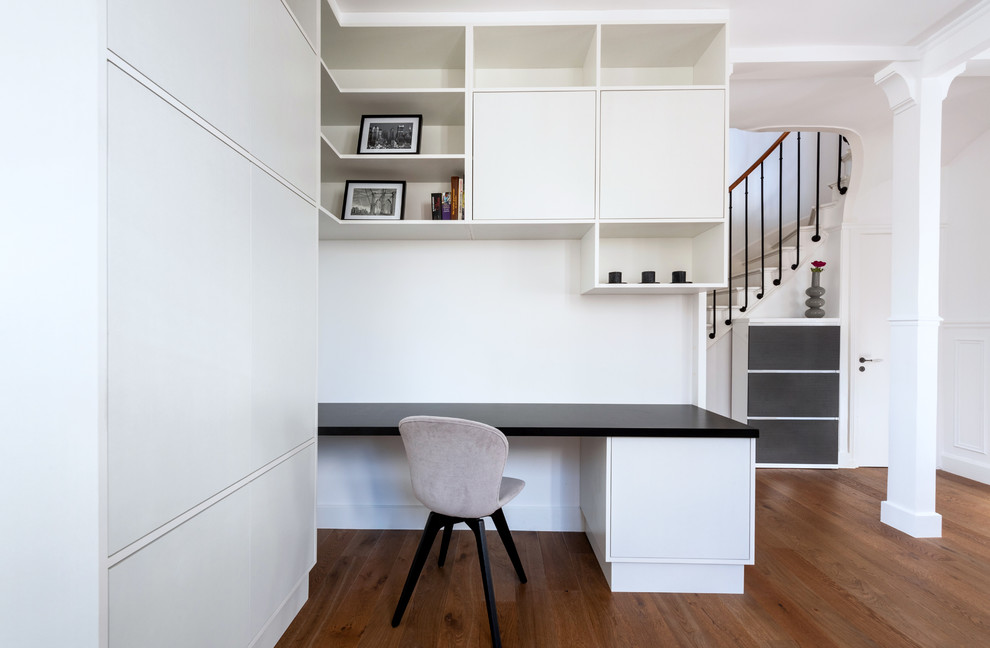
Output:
[{"xmin": 332, "ymin": 0, "xmax": 982, "ymax": 50}]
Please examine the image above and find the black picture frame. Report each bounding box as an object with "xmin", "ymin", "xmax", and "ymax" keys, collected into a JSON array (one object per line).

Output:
[
  {"xmin": 357, "ymin": 115, "xmax": 423, "ymax": 154},
  {"xmin": 341, "ymin": 180, "xmax": 406, "ymax": 220}
]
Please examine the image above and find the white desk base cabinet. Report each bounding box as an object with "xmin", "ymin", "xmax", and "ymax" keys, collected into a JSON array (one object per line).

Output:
[{"xmin": 580, "ymin": 436, "xmax": 755, "ymax": 593}]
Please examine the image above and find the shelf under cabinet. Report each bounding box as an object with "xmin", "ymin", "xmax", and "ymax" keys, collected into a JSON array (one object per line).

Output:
[{"xmin": 318, "ymin": 209, "xmax": 595, "ymax": 241}]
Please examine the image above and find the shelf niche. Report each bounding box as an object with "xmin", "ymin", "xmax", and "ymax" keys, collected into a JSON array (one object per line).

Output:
[
  {"xmin": 474, "ymin": 24, "xmax": 597, "ymax": 88},
  {"xmin": 320, "ymin": 10, "xmax": 466, "ymax": 89},
  {"xmin": 581, "ymin": 221, "xmax": 726, "ymax": 294},
  {"xmin": 600, "ymin": 23, "xmax": 726, "ymax": 87}
]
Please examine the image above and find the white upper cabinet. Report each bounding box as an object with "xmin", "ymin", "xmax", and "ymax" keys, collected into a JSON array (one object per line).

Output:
[
  {"xmin": 600, "ymin": 89, "xmax": 725, "ymax": 220},
  {"xmin": 473, "ymin": 91, "xmax": 596, "ymax": 221},
  {"xmin": 317, "ymin": 13, "xmax": 728, "ymax": 292}
]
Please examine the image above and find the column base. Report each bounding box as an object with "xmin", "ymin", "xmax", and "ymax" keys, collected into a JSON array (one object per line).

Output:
[{"xmin": 880, "ymin": 500, "xmax": 942, "ymax": 538}]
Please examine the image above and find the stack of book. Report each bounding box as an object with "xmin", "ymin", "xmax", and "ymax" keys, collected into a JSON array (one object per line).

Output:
[{"xmin": 432, "ymin": 176, "xmax": 464, "ymax": 220}]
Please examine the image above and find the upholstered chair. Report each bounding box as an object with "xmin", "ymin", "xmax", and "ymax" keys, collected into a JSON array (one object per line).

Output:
[{"xmin": 392, "ymin": 415, "xmax": 527, "ymax": 648}]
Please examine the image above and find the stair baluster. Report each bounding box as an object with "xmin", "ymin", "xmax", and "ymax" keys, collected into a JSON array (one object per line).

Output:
[
  {"xmin": 813, "ymin": 132, "xmax": 822, "ymax": 243},
  {"xmin": 837, "ymin": 134, "xmax": 848, "ymax": 195},
  {"xmin": 725, "ymin": 189, "xmax": 733, "ymax": 326},
  {"xmin": 774, "ymin": 141, "xmax": 783, "ymax": 286},
  {"xmin": 741, "ymin": 176, "xmax": 749, "ymax": 313},
  {"xmin": 792, "ymin": 132, "xmax": 801, "ymax": 270},
  {"xmin": 709, "ymin": 289, "xmax": 717, "ymax": 340},
  {"xmin": 757, "ymin": 161, "xmax": 765, "ymax": 299}
]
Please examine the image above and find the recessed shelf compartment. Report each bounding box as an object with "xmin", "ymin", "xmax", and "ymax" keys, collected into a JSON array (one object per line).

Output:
[
  {"xmin": 474, "ymin": 25, "xmax": 597, "ymax": 88},
  {"xmin": 320, "ymin": 11, "xmax": 465, "ymax": 90},
  {"xmin": 581, "ymin": 221, "xmax": 726, "ymax": 294},
  {"xmin": 320, "ymin": 67, "xmax": 464, "ymax": 156},
  {"xmin": 600, "ymin": 23, "xmax": 726, "ymax": 87}
]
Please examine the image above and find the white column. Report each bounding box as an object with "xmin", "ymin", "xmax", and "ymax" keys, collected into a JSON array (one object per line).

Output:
[{"xmin": 873, "ymin": 63, "xmax": 962, "ymax": 538}]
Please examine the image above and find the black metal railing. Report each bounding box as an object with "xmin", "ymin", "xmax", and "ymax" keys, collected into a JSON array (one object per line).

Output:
[{"xmin": 711, "ymin": 131, "xmax": 848, "ymax": 340}]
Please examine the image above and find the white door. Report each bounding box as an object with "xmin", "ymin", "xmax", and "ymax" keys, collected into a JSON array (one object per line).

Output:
[{"xmin": 848, "ymin": 229, "xmax": 892, "ymax": 466}]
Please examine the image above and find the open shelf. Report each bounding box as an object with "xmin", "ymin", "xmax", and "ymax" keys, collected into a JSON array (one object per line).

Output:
[
  {"xmin": 580, "ymin": 221, "xmax": 726, "ymax": 294},
  {"xmin": 600, "ymin": 23, "xmax": 726, "ymax": 87},
  {"xmin": 320, "ymin": 137, "xmax": 464, "ymax": 183},
  {"xmin": 474, "ymin": 25, "xmax": 597, "ymax": 88},
  {"xmin": 320, "ymin": 11, "xmax": 465, "ymax": 90},
  {"xmin": 318, "ymin": 208, "xmax": 594, "ymax": 241}
]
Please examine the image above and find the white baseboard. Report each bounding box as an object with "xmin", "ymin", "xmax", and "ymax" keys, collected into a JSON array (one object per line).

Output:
[
  {"xmin": 940, "ymin": 454, "xmax": 990, "ymax": 486},
  {"xmin": 250, "ymin": 571, "xmax": 309, "ymax": 648},
  {"xmin": 880, "ymin": 500, "xmax": 943, "ymax": 538},
  {"xmin": 316, "ymin": 504, "xmax": 584, "ymax": 532}
]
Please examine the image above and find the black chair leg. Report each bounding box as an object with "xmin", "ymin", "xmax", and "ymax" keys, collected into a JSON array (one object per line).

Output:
[
  {"xmin": 490, "ymin": 508, "xmax": 527, "ymax": 584},
  {"xmin": 466, "ymin": 518, "xmax": 501, "ymax": 648},
  {"xmin": 392, "ymin": 511, "xmax": 446, "ymax": 627},
  {"xmin": 437, "ymin": 523, "xmax": 453, "ymax": 567}
]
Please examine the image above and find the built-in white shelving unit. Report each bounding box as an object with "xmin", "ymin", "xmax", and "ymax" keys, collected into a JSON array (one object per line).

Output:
[
  {"xmin": 318, "ymin": 5, "xmax": 728, "ymax": 295},
  {"xmin": 319, "ymin": 9, "xmax": 467, "ymax": 221}
]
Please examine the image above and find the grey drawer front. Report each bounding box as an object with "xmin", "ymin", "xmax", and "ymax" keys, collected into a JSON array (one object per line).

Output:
[
  {"xmin": 751, "ymin": 419, "xmax": 838, "ymax": 464},
  {"xmin": 748, "ymin": 373, "xmax": 839, "ymax": 417},
  {"xmin": 748, "ymin": 326, "xmax": 839, "ymax": 371}
]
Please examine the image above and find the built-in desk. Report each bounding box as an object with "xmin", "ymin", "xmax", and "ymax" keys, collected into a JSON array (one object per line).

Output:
[{"xmin": 318, "ymin": 403, "xmax": 758, "ymax": 594}]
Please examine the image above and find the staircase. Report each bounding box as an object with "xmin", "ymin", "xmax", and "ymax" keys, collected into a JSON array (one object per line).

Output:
[{"xmin": 707, "ymin": 131, "xmax": 850, "ymax": 344}]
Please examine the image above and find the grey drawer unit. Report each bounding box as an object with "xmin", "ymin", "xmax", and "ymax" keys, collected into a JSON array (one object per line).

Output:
[{"xmin": 732, "ymin": 319, "xmax": 841, "ymax": 466}]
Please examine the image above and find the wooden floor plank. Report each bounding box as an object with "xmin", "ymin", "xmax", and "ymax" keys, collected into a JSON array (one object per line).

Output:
[{"xmin": 276, "ymin": 469, "xmax": 990, "ymax": 648}]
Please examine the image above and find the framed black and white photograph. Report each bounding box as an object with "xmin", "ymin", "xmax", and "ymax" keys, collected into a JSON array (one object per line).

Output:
[
  {"xmin": 357, "ymin": 115, "xmax": 422, "ymax": 154},
  {"xmin": 342, "ymin": 180, "xmax": 406, "ymax": 220}
]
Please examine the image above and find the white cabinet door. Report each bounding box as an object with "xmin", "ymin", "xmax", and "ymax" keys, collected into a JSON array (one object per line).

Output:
[
  {"xmin": 600, "ymin": 89, "xmax": 725, "ymax": 220},
  {"xmin": 609, "ymin": 437, "xmax": 752, "ymax": 561},
  {"xmin": 473, "ymin": 91, "xmax": 596, "ymax": 220}
]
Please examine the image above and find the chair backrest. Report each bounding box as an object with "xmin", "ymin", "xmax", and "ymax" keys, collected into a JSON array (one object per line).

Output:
[{"xmin": 398, "ymin": 415, "xmax": 509, "ymax": 519}]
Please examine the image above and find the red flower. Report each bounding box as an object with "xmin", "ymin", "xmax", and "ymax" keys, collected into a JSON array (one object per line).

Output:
[{"xmin": 811, "ymin": 260, "xmax": 826, "ymax": 272}]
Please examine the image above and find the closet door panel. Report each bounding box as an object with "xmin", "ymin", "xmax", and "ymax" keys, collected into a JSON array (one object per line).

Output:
[
  {"xmin": 250, "ymin": 167, "xmax": 319, "ymax": 467},
  {"xmin": 108, "ymin": 487, "xmax": 252, "ymax": 648},
  {"xmin": 249, "ymin": 446, "xmax": 317, "ymax": 638},
  {"xmin": 107, "ymin": 68, "xmax": 253, "ymax": 553},
  {"xmin": 108, "ymin": 0, "xmax": 252, "ymax": 148},
  {"xmin": 249, "ymin": 0, "xmax": 320, "ymax": 198}
]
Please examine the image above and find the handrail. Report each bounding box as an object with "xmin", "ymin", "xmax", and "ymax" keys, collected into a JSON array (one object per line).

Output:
[{"xmin": 728, "ymin": 131, "xmax": 790, "ymax": 191}]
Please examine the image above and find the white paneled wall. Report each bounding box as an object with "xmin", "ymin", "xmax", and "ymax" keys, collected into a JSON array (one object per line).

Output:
[
  {"xmin": 109, "ymin": 447, "xmax": 315, "ymax": 648},
  {"xmin": 108, "ymin": 68, "xmax": 255, "ymax": 551},
  {"xmin": 939, "ymin": 325, "xmax": 990, "ymax": 483},
  {"xmin": 107, "ymin": 0, "xmax": 318, "ymax": 196},
  {"xmin": 104, "ymin": 1, "xmax": 319, "ymax": 647}
]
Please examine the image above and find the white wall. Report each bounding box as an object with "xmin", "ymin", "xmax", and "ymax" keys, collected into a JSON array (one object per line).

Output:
[
  {"xmin": 317, "ymin": 238, "xmax": 698, "ymax": 529},
  {"xmin": 939, "ymin": 116, "xmax": 990, "ymax": 484},
  {"xmin": 0, "ymin": 3, "xmax": 104, "ymax": 646}
]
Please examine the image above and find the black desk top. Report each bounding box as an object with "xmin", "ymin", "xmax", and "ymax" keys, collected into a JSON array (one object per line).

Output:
[{"xmin": 318, "ymin": 403, "xmax": 757, "ymax": 438}]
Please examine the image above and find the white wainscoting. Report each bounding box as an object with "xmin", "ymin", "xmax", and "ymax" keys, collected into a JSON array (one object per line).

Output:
[{"xmin": 939, "ymin": 322, "xmax": 990, "ymax": 484}]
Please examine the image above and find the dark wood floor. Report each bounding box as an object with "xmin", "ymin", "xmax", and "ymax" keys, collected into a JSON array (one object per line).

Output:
[{"xmin": 276, "ymin": 469, "xmax": 990, "ymax": 647}]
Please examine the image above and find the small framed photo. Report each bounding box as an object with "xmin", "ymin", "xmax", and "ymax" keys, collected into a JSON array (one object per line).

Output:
[
  {"xmin": 357, "ymin": 115, "xmax": 423, "ymax": 154},
  {"xmin": 342, "ymin": 180, "xmax": 406, "ymax": 220}
]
